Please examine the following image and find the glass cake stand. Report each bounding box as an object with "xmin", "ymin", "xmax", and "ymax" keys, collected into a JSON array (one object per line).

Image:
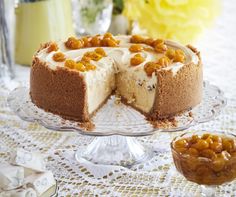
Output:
[{"xmin": 7, "ymin": 81, "xmax": 226, "ymax": 167}]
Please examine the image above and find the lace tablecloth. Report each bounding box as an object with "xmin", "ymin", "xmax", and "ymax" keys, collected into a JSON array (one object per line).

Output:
[{"xmin": 1, "ymin": 1, "xmax": 236, "ymax": 196}]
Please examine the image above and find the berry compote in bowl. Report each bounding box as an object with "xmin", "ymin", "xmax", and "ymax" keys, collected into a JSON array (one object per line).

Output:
[{"xmin": 171, "ymin": 131, "xmax": 236, "ymax": 196}]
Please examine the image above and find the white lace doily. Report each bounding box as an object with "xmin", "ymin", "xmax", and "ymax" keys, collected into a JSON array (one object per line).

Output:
[
  {"xmin": 1, "ymin": 84, "xmax": 236, "ymax": 196},
  {"xmin": 1, "ymin": 1, "xmax": 236, "ymax": 196}
]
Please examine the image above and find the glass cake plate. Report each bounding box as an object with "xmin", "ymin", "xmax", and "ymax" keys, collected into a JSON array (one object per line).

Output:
[{"xmin": 7, "ymin": 81, "xmax": 226, "ymax": 167}]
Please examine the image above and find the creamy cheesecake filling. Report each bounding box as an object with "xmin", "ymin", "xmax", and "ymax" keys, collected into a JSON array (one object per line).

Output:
[
  {"xmin": 116, "ymin": 71, "xmax": 157, "ymax": 113},
  {"xmin": 84, "ymin": 58, "xmax": 115, "ymax": 114},
  {"xmin": 35, "ymin": 35, "xmax": 199, "ymax": 116}
]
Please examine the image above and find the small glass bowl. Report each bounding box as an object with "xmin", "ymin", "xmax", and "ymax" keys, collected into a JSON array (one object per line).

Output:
[{"xmin": 171, "ymin": 131, "xmax": 236, "ymax": 186}]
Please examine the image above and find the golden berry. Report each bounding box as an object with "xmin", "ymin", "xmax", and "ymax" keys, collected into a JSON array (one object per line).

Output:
[
  {"xmin": 95, "ymin": 47, "xmax": 106, "ymax": 56},
  {"xmin": 84, "ymin": 51, "xmax": 102, "ymax": 61},
  {"xmin": 101, "ymin": 37, "xmax": 119, "ymax": 47},
  {"xmin": 206, "ymin": 137, "xmax": 214, "ymax": 146},
  {"xmin": 154, "ymin": 43, "xmax": 167, "ymax": 53},
  {"xmin": 165, "ymin": 48, "xmax": 176, "ymax": 59},
  {"xmin": 220, "ymin": 150, "xmax": 231, "ymax": 161},
  {"xmin": 152, "ymin": 39, "xmax": 164, "ymax": 47},
  {"xmin": 145, "ymin": 38, "xmax": 155, "ymax": 46},
  {"xmin": 200, "ymin": 149, "xmax": 217, "ymax": 159},
  {"xmin": 186, "ymin": 148, "xmax": 199, "ymax": 157},
  {"xmin": 130, "ymin": 35, "xmax": 145, "ymax": 43},
  {"xmin": 81, "ymin": 56, "xmax": 91, "ymax": 63},
  {"xmin": 222, "ymin": 139, "xmax": 233, "ymax": 152},
  {"xmin": 174, "ymin": 139, "xmax": 189, "ymax": 148},
  {"xmin": 90, "ymin": 36, "xmax": 101, "ymax": 47},
  {"xmin": 212, "ymin": 135, "xmax": 222, "ymax": 143},
  {"xmin": 211, "ymin": 157, "xmax": 225, "ymax": 172},
  {"xmin": 143, "ymin": 47, "xmax": 155, "ymax": 53},
  {"xmin": 144, "ymin": 62, "xmax": 161, "ymax": 77},
  {"xmin": 64, "ymin": 59, "xmax": 76, "ymax": 69},
  {"xmin": 202, "ymin": 134, "xmax": 211, "ymax": 140},
  {"xmin": 190, "ymin": 135, "xmax": 201, "ymax": 144},
  {"xmin": 52, "ymin": 52, "xmax": 66, "ymax": 62},
  {"xmin": 229, "ymin": 139, "xmax": 236, "ymax": 152},
  {"xmin": 210, "ymin": 142, "xmax": 222, "ymax": 153},
  {"xmin": 47, "ymin": 42, "xmax": 58, "ymax": 53},
  {"xmin": 82, "ymin": 37, "xmax": 91, "ymax": 47},
  {"xmin": 192, "ymin": 139, "xmax": 209, "ymax": 151},
  {"xmin": 129, "ymin": 44, "xmax": 143, "ymax": 53},
  {"xmin": 103, "ymin": 32, "xmax": 113, "ymax": 39},
  {"xmin": 176, "ymin": 147, "xmax": 188, "ymax": 154},
  {"xmin": 158, "ymin": 56, "xmax": 171, "ymax": 67},
  {"xmin": 65, "ymin": 37, "xmax": 83, "ymax": 49},
  {"xmin": 84, "ymin": 62, "xmax": 96, "ymax": 71},
  {"xmin": 173, "ymin": 49, "xmax": 185, "ymax": 63},
  {"xmin": 104, "ymin": 38, "xmax": 119, "ymax": 47},
  {"xmin": 130, "ymin": 54, "xmax": 145, "ymax": 66},
  {"xmin": 74, "ymin": 62, "xmax": 86, "ymax": 72}
]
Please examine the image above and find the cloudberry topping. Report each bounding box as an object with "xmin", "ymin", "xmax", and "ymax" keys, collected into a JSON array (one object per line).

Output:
[
  {"xmin": 145, "ymin": 38, "xmax": 155, "ymax": 46},
  {"xmin": 144, "ymin": 62, "xmax": 161, "ymax": 77},
  {"xmin": 165, "ymin": 48, "xmax": 176, "ymax": 59},
  {"xmin": 81, "ymin": 56, "xmax": 91, "ymax": 63},
  {"xmin": 64, "ymin": 59, "xmax": 76, "ymax": 69},
  {"xmin": 90, "ymin": 36, "xmax": 101, "ymax": 47},
  {"xmin": 82, "ymin": 37, "xmax": 91, "ymax": 47},
  {"xmin": 173, "ymin": 49, "xmax": 185, "ymax": 63},
  {"xmin": 130, "ymin": 35, "xmax": 145, "ymax": 43},
  {"xmin": 129, "ymin": 44, "xmax": 143, "ymax": 53},
  {"xmin": 84, "ymin": 62, "xmax": 96, "ymax": 71},
  {"xmin": 74, "ymin": 62, "xmax": 86, "ymax": 72},
  {"xmin": 103, "ymin": 32, "xmax": 113, "ymax": 39},
  {"xmin": 143, "ymin": 47, "xmax": 155, "ymax": 53},
  {"xmin": 102, "ymin": 38, "xmax": 119, "ymax": 47},
  {"xmin": 158, "ymin": 56, "xmax": 171, "ymax": 67},
  {"xmin": 84, "ymin": 51, "xmax": 102, "ymax": 61},
  {"xmin": 130, "ymin": 53, "xmax": 145, "ymax": 66},
  {"xmin": 176, "ymin": 49, "xmax": 185, "ymax": 56},
  {"xmin": 95, "ymin": 47, "xmax": 106, "ymax": 56},
  {"xmin": 47, "ymin": 42, "xmax": 58, "ymax": 53},
  {"xmin": 154, "ymin": 43, "xmax": 168, "ymax": 53},
  {"xmin": 64, "ymin": 59, "xmax": 96, "ymax": 72},
  {"xmin": 152, "ymin": 39, "xmax": 164, "ymax": 47},
  {"xmin": 52, "ymin": 52, "xmax": 66, "ymax": 62},
  {"xmin": 65, "ymin": 37, "xmax": 83, "ymax": 49}
]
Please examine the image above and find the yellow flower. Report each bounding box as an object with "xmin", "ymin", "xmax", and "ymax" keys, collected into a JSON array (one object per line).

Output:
[{"xmin": 123, "ymin": 0, "xmax": 220, "ymax": 44}]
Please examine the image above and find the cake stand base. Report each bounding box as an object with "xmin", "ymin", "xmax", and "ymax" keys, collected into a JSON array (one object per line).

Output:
[{"xmin": 75, "ymin": 135, "xmax": 153, "ymax": 167}]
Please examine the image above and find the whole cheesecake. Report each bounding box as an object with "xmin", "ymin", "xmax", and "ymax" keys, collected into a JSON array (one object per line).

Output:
[{"xmin": 30, "ymin": 33, "xmax": 202, "ymax": 122}]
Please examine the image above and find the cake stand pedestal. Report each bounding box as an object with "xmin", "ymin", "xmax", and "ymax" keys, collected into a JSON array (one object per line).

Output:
[
  {"xmin": 75, "ymin": 135, "xmax": 152, "ymax": 167},
  {"xmin": 7, "ymin": 81, "xmax": 226, "ymax": 167}
]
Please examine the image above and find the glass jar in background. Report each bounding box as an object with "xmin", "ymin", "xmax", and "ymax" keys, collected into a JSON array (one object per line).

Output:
[
  {"xmin": 72, "ymin": 0, "xmax": 113, "ymax": 36},
  {"xmin": 15, "ymin": 0, "xmax": 75, "ymax": 66}
]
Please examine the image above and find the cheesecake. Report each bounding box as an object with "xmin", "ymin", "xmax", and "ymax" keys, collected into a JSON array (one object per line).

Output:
[{"xmin": 30, "ymin": 33, "xmax": 202, "ymax": 122}]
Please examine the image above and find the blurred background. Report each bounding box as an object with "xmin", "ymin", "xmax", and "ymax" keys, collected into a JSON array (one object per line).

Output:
[{"xmin": 0, "ymin": 0, "xmax": 235, "ymax": 97}]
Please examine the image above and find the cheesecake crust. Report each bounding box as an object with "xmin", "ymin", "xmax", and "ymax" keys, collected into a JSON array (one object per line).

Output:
[
  {"xmin": 150, "ymin": 45, "xmax": 202, "ymax": 119},
  {"xmin": 30, "ymin": 57, "xmax": 90, "ymax": 122}
]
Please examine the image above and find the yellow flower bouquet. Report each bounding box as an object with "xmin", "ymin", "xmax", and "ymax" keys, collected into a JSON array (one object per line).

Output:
[{"xmin": 123, "ymin": 0, "xmax": 220, "ymax": 44}]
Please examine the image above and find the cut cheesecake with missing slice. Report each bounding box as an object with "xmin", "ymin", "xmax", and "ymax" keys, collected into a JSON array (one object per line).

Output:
[{"xmin": 30, "ymin": 33, "xmax": 202, "ymax": 123}]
